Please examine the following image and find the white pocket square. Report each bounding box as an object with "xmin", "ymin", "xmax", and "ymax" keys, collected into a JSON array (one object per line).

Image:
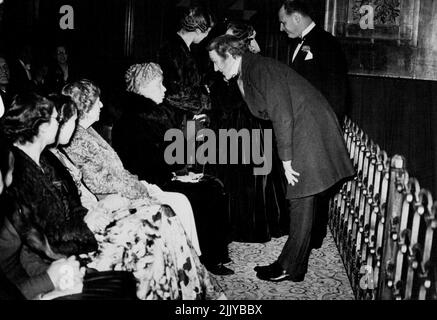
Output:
[{"xmin": 305, "ymin": 51, "xmax": 313, "ymax": 61}]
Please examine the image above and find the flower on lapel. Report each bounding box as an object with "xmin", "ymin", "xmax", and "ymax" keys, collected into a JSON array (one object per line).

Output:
[
  {"xmin": 301, "ymin": 45, "xmax": 313, "ymax": 61},
  {"xmin": 301, "ymin": 45, "xmax": 311, "ymax": 53}
]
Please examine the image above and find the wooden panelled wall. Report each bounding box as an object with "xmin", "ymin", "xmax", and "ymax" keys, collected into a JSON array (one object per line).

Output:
[{"xmin": 347, "ymin": 75, "xmax": 437, "ymax": 196}]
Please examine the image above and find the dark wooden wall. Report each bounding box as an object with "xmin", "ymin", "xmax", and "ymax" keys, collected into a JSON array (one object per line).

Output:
[{"xmin": 348, "ymin": 75, "xmax": 437, "ymax": 195}]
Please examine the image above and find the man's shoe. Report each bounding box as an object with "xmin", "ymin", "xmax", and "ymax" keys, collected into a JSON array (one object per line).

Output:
[
  {"xmin": 255, "ymin": 262, "xmax": 305, "ymax": 283},
  {"xmin": 253, "ymin": 261, "xmax": 280, "ymax": 273},
  {"xmin": 256, "ymin": 269, "xmax": 290, "ymax": 282},
  {"xmin": 206, "ymin": 263, "xmax": 234, "ymax": 276},
  {"xmin": 256, "ymin": 271, "xmax": 305, "ymax": 282}
]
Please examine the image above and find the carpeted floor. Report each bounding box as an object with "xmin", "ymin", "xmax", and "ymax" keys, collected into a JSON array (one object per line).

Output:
[{"xmin": 209, "ymin": 230, "xmax": 355, "ymax": 300}]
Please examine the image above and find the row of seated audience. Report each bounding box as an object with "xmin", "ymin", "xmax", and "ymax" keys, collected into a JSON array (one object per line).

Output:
[
  {"xmin": 0, "ymin": 8, "xmax": 291, "ymax": 299},
  {"xmin": 1, "ymin": 12, "xmax": 289, "ymax": 246},
  {"xmin": 0, "ymin": 44, "xmax": 73, "ymax": 108},
  {"xmin": 0, "ymin": 64, "xmax": 232, "ymax": 299}
]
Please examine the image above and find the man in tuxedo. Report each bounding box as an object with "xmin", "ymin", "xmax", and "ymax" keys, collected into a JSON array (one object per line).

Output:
[
  {"xmin": 207, "ymin": 35, "xmax": 354, "ymax": 282},
  {"xmin": 279, "ymin": 0, "xmax": 349, "ymax": 122},
  {"xmin": 279, "ymin": 1, "xmax": 350, "ymax": 251}
]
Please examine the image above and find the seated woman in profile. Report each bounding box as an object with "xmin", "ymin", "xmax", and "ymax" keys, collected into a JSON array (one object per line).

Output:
[
  {"xmin": 0, "ymin": 136, "xmax": 82, "ymax": 300},
  {"xmin": 0, "ymin": 93, "xmax": 219, "ymax": 300},
  {"xmin": 61, "ymin": 79, "xmax": 201, "ymax": 256},
  {"xmin": 112, "ymin": 63, "xmax": 233, "ymax": 275},
  {"xmin": 0, "ymin": 128, "xmax": 136, "ymax": 301}
]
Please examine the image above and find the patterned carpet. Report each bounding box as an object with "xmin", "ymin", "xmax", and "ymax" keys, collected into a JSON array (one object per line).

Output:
[{"xmin": 209, "ymin": 230, "xmax": 355, "ymax": 300}]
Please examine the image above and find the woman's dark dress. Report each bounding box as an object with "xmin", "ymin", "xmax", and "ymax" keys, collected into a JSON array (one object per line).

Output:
[
  {"xmin": 2, "ymin": 148, "xmax": 136, "ymax": 299},
  {"xmin": 157, "ymin": 33, "xmax": 210, "ymax": 120},
  {"xmin": 208, "ymin": 77, "xmax": 290, "ymax": 243},
  {"xmin": 112, "ymin": 93, "xmax": 231, "ymax": 266},
  {"xmin": 8, "ymin": 147, "xmax": 98, "ymax": 258},
  {"xmin": 158, "ymin": 33, "xmax": 211, "ymax": 173}
]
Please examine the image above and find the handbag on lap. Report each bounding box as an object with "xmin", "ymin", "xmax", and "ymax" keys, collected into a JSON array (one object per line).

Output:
[{"xmin": 55, "ymin": 270, "xmax": 138, "ymax": 300}]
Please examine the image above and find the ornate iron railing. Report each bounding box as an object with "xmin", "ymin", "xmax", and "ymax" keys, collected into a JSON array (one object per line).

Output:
[{"xmin": 329, "ymin": 117, "xmax": 437, "ymax": 300}]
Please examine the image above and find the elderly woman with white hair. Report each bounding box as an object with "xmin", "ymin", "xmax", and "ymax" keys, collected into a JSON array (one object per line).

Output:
[{"xmin": 112, "ymin": 62, "xmax": 234, "ymax": 276}]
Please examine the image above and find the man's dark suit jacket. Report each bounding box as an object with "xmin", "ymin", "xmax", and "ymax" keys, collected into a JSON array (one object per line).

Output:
[
  {"xmin": 240, "ymin": 53, "xmax": 354, "ymax": 199},
  {"xmin": 289, "ymin": 25, "xmax": 348, "ymax": 121},
  {"xmin": 0, "ymin": 215, "xmax": 54, "ymax": 299},
  {"xmin": 8, "ymin": 59, "xmax": 35, "ymax": 96}
]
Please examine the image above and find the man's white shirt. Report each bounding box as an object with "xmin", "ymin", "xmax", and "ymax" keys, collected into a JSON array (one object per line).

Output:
[
  {"xmin": 19, "ymin": 59, "xmax": 32, "ymax": 80},
  {"xmin": 0, "ymin": 94, "xmax": 4, "ymax": 118},
  {"xmin": 292, "ymin": 22, "xmax": 316, "ymax": 63}
]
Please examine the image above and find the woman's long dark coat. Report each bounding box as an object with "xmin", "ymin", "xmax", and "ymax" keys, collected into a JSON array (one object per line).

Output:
[
  {"xmin": 239, "ymin": 53, "xmax": 354, "ymax": 199},
  {"xmin": 157, "ymin": 33, "xmax": 207, "ymax": 117},
  {"xmin": 8, "ymin": 148, "xmax": 97, "ymax": 257}
]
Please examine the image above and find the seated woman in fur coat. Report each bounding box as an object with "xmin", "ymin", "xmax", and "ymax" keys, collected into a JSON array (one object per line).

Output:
[{"xmin": 112, "ymin": 63, "xmax": 233, "ymax": 275}]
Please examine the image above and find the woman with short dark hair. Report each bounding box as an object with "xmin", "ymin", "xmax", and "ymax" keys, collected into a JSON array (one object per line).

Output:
[
  {"xmin": 1, "ymin": 92, "xmax": 98, "ymax": 259},
  {"xmin": 0, "ymin": 96, "xmax": 86, "ymax": 299}
]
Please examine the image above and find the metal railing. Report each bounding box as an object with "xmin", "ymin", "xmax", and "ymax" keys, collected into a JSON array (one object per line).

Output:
[{"xmin": 329, "ymin": 117, "xmax": 437, "ymax": 300}]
